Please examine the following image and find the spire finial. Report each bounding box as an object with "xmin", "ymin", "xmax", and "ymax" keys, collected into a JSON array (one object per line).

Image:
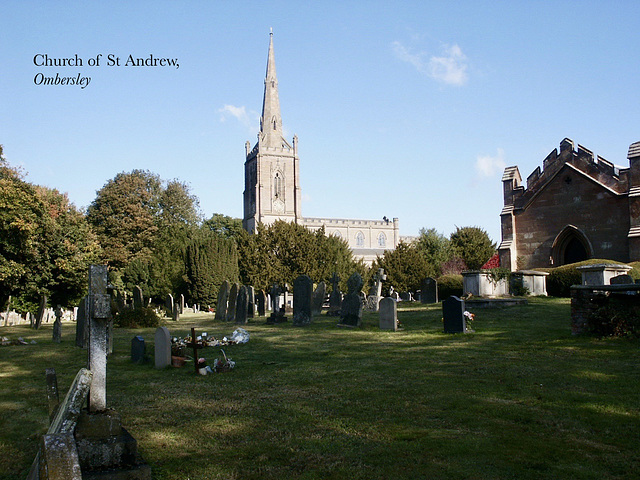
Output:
[{"xmin": 270, "ymin": 27, "xmax": 273, "ymax": 36}]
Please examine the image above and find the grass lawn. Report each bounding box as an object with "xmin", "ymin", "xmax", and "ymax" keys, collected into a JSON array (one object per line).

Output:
[{"xmin": 1, "ymin": 297, "xmax": 639, "ymax": 479}]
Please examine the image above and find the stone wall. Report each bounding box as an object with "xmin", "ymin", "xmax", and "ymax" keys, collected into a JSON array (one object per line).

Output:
[{"xmin": 570, "ymin": 284, "xmax": 640, "ymax": 335}]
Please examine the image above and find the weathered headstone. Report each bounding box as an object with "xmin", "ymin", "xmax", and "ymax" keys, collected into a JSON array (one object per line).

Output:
[
  {"xmin": 75, "ymin": 298, "xmax": 88, "ymax": 348},
  {"xmin": 293, "ymin": 275, "xmax": 313, "ymax": 326},
  {"xmin": 421, "ymin": 277, "xmax": 438, "ymax": 304},
  {"xmin": 226, "ymin": 283, "xmax": 239, "ymax": 322},
  {"xmin": 367, "ymin": 268, "xmax": 387, "ymax": 312},
  {"xmin": 610, "ymin": 274, "xmax": 634, "ymax": 285},
  {"xmin": 443, "ymin": 296, "xmax": 466, "ymax": 333},
  {"xmin": 133, "ymin": 285, "xmax": 144, "ymax": 310},
  {"xmin": 247, "ymin": 286, "xmax": 255, "ymax": 318},
  {"xmin": 165, "ymin": 294, "xmax": 174, "ymax": 316},
  {"xmin": 267, "ymin": 284, "xmax": 287, "ymax": 324},
  {"xmin": 311, "ymin": 281, "xmax": 326, "ymax": 316},
  {"xmin": 340, "ymin": 273, "xmax": 364, "ymax": 327},
  {"xmin": 256, "ymin": 290, "xmax": 267, "ymax": 317},
  {"xmin": 172, "ymin": 302, "xmax": 180, "ymax": 321},
  {"xmin": 131, "ymin": 336, "xmax": 146, "ymax": 364},
  {"xmin": 328, "ymin": 273, "xmax": 342, "ymax": 316},
  {"xmin": 379, "ymin": 297, "xmax": 398, "ymax": 331},
  {"xmin": 235, "ymin": 285, "xmax": 249, "ymax": 325},
  {"xmin": 154, "ymin": 327, "xmax": 171, "ymax": 369},
  {"xmin": 215, "ymin": 280, "xmax": 230, "ymax": 321},
  {"xmin": 179, "ymin": 294, "xmax": 185, "ymax": 314},
  {"xmin": 53, "ymin": 305, "xmax": 63, "ymax": 343},
  {"xmin": 34, "ymin": 294, "xmax": 47, "ymax": 330}
]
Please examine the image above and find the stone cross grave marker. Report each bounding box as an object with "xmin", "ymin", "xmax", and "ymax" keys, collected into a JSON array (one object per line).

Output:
[
  {"xmin": 87, "ymin": 265, "xmax": 111, "ymax": 412},
  {"xmin": 293, "ymin": 275, "xmax": 313, "ymax": 326},
  {"xmin": 155, "ymin": 327, "xmax": 171, "ymax": 369},
  {"xmin": 367, "ymin": 268, "xmax": 387, "ymax": 312},
  {"xmin": 379, "ymin": 297, "xmax": 398, "ymax": 331},
  {"xmin": 442, "ymin": 296, "xmax": 466, "ymax": 334}
]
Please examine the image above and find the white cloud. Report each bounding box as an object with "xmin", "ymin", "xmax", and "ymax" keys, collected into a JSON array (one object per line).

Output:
[
  {"xmin": 218, "ymin": 104, "xmax": 256, "ymax": 130},
  {"xmin": 476, "ymin": 148, "xmax": 506, "ymax": 178},
  {"xmin": 392, "ymin": 41, "xmax": 469, "ymax": 86}
]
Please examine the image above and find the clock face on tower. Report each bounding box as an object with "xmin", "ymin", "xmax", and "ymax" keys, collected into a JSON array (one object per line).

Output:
[{"xmin": 273, "ymin": 198, "xmax": 285, "ymax": 214}]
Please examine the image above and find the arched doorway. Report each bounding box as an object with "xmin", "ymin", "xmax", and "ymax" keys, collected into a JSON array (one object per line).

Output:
[{"xmin": 551, "ymin": 225, "xmax": 593, "ymax": 266}]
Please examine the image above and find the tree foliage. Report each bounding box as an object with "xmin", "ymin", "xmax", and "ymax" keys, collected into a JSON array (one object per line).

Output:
[
  {"xmin": 0, "ymin": 147, "xmax": 101, "ymax": 311},
  {"xmin": 374, "ymin": 241, "xmax": 430, "ymax": 294},
  {"xmin": 449, "ymin": 226, "xmax": 496, "ymax": 271},
  {"xmin": 415, "ymin": 228, "xmax": 451, "ymax": 277},
  {"xmin": 236, "ymin": 220, "xmax": 365, "ymax": 292},
  {"xmin": 184, "ymin": 232, "xmax": 239, "ymax": 306}
]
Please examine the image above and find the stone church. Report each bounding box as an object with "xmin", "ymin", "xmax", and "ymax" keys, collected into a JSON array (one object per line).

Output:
[
  {"xmin": 242, "ymin": 32, "xmax": 400, "ymax": 264},
  {"xmin": 499, "ymin": 138, "xmax": 640, "ymax": 270}
]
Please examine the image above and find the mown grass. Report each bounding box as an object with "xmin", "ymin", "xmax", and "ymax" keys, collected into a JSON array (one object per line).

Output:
[{"xmin": 1, "ymin": 297, "xmax": 639, "ymax": 479}]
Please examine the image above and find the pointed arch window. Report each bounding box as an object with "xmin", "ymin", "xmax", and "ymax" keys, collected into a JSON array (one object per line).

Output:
[
  {"xmin": 378, "ymin": 232, "xmax": 387, "ymax": 247},
  {"xmin": 272, "ymin": 116, "xmax": 277, "ymax": 130},
  {"xmin": 356, "ymin": 231, "xmax": 365, "ymax": 247},
  {"xmin": 333, "ymin": 231, "xmax": 342, "ymax": 239}
]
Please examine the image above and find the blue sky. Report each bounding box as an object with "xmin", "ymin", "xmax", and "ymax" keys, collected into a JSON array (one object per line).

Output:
[{"xmin": 2, "ymin": 1, "xmax": 639, "ymax": 244}]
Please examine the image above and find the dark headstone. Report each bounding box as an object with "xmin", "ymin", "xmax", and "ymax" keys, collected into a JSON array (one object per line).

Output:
[
  {"xmin": 247, "ymin": 286, "xmax": 255, "ymax": 318},
  {"xmin": 235, "ymin": 285, "xmax": 249, "ymax": 325},
  {"xmin": 312, "ymin": 281, "xmax": 326, "ymax": 316},
  {"xmin": 267, "ymin": 284, "xmax": 287, "ymax": 324},
  {"xmin": 133, "ymin": 286, "xmax": 144, "ymax": 310},
  {"xmin": 256, "ymin": 290, "xmax": 267, "ymax": 317},
  {"xmin": 165, "ymin": 294, "xmax": 174, "ymax": 316},
  {"xmin": 340, "ymin": 273, "xmax": 364, "ymax": 327},
  {"xmin": 327, "ymin": 272, "xmax": 342, "ymax": 316},
  {"xmin": 215, "ymin": 280, "xmax": 230, "ymax": 321},
  {"xmin": 293, "ymin": 275, "xmax": 313, "ymax": 326},
  {"xmin": 610, "ymin": 274, "xmax": 634, "ymax": 285},
  {"xmin": 400, "ymin": 292, "xmax": 412, "ymax": 302},
  {"xmin": 443, "ymin": 296, "xmax": 466, "ymax": 333},
  {"xmin": 421, "ymin": 277, "xmax": 438, "ymax": 304},
  {"xmin": 131, "ymin": 336, "xmax": 146, "ymax": 364},
  {"xmin": 53, "ymin": 305, "xmax": 63, "ymax": 343},
  {"xmin": 76, "ymin": 296, "xmax": 88, "ymax": 348},
  {"xmin": 172, "ymin": 302, "xmax": 180, "ymax": 321},
  {"xmin": 226, "ymin": 283, "xmax": 239, "ymax": 322},
  {"xmin": 379, "ymin": 297, "xmax": 398, "ymax": 331}
]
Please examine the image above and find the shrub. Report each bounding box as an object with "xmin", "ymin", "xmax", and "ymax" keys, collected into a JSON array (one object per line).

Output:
[
  {"xmin": 437, "ymin": 274, "xmax": 463, "ymax": 299},
  {"xmin": 589, "ymin": 298, "xmax": 640, "ymax": 338},
  {"xmin": 114, "ymin": 307, "xmax": 160, "ymax": 328},
  {"xmin": 546, "ymin": 259, "xmax": 623, "ymax": 297}
]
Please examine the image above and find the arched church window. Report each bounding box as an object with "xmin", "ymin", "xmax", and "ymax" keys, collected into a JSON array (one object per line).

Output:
[
  {"xmin": 333, "ymin": 231, "xmax": 342, "ymax": 239},
  {"xmin": 356, "ymin": 231, "xmax": 365, "ymax": 247},
  {"xmin": 272, "ymin": 116, "xmax": 277, "ymax": 130},
  {"xmin": 274, "ymin": 172, "xmax": 283, "ymax": 199},
  {"xmin": 378, "ymin": 232, "xmax": 386, "ymax": 247}
]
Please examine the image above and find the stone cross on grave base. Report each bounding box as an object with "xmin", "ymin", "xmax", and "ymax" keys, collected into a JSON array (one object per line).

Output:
[
  {"xmin": 367, "ymin": 268, "xmax": 387, "ymax": 312},
  {"xmin": 87, "ymin": 265, "xmax": 111, "ymax": 412}
]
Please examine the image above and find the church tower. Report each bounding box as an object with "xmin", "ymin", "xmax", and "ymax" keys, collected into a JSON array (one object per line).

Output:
[{"xmin": 243, "ymin": 31, "xmax": 301, "ymax": 233}]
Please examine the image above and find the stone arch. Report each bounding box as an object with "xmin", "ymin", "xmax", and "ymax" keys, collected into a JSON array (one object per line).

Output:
[
  {"xmin": 551, "ymin": 225, "xmax": 593, "ymax": 266},
  {"xmin": 355, "ymin": 231, "xmax": 365, "ymax": 247},
  {"xmin": 378, "ymin": 232, "xmax": 386, "ymax": 247}
]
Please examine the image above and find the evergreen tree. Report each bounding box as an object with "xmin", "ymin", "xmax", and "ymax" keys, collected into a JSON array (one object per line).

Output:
[{"xmin": 449, "ymin": 226, "xmax": 496, "ymax": 270}]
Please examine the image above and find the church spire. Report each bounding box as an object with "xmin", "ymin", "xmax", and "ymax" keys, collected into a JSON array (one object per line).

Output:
[{"xmin": 260, "ymin": 29, "xmax": 285, "ymax": 148}]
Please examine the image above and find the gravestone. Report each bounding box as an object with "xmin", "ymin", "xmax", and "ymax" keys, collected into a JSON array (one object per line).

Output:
[
  {"xmin": 267, "ymin": 284, "xmax": 287, "ymax": 324},
  {"xmin": 610, "ymin": 274, "xmax": 634, "ymax": 285},
  {"xmin": 247, "ymin": 286, "xmax": 255, "ymax": 318},
  {"xmin": 172, "ymin": 302, "xmax": 180, "ymax": 321},
  {"xmin": 443, "ymin": 296, "xmax": 466, "ymax": 334},
  {"xmin": 312, "ymin": 281, "xmax": 326, "ymax": 316},
  {"xmin": 35, "ymin": 294, "xmax": 47, "ymax": 330},
  {"xmin": 133, "ymin": 286, "xmax": 143, "ymax": 310},
  {"xmin": 87, "ymin": 265, "xmax": 110, "ymax": 411},
  {"xmin": 53, "ymin": 305, "xmax": 63, "ymax": 343},
  {"xmin": 235, "ymin": 285, "xmax": 249, "ymax": 325},
  {"xmin": 165, "ymin": 294, "xmax": 174, "ymax": 316},
  {"xmin": 256, "ymin": 290, "xmax": 267, "ymax": 316},
  {"xmin": 400, "ymin": 292, "xmax": 412, "ymax": 302},
  {"xmin": 215, "ymin": 280, "xmax": 230, "ymax": 321},
  {"xmin": 421, "ymin": 277, "xmax": 438, "ymax": 304},
  {"xmin": 154, "ymin": 327, "xmax": 171, "ymax": 369},
  {"xmin": 131, "ymin": 336, "xmax": 146, "ymax": 364},
  {"xmin": 367, "ymin": 268, "xmax": 387, "ymax": 312},
  {"xmin": 328, "ymin": 273, "xmax": 342, "ymax": 316},
  {"xmin": 226, "ymin": 283, "xmax": 239, "ymax": 322},
  {"xmin": 179, "ymin": 294, "xmax": 185, "ymax": 314},
  {"xmin": 293, "ymin": 275, "xmax": 313, "ymax": 326},
  {"xmin": 379, "ymin": 297, "xmax": 398, "ymax": 331},
  {"xmin": 340, "ymin": 273, "xmax": 364, "ymax": 327}
]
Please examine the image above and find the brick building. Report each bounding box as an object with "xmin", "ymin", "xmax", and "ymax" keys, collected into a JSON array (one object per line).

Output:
[{"xmin": 499, "ymin": 138, "xmax": 640, "ymax": 270}]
